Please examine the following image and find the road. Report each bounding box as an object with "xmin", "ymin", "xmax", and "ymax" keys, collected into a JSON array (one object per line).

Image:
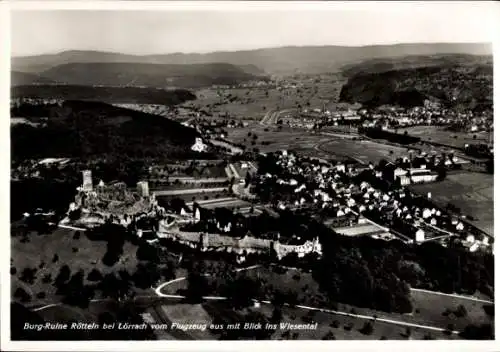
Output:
[
  {"xmin": 260, "ymin": 109, "xmax": 294, "ymax": 126},
  {"xmin": 153, "ymin": 265, "xmax": 493, "ymax": 335},
  {"xmin": 409, "ymin": 288, "xmax": 493, "ymax": 304}
]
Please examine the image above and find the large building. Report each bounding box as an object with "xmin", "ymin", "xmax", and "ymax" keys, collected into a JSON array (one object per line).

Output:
[{"xmin": 397, "ymin": 168, "xmax": 438, "ymax": 186}]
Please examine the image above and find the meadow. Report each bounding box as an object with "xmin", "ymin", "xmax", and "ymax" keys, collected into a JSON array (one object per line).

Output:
[
  {"xmin": 11, "ymin": 227, "xmax": 141, "ymax": 306},
  {"xmin": 410, "ymin": 172, "xmax": 494, "ymax": 236},
  {"xmin": 182, "ymin": 77, "xmax": 344, "ymax": 120},
  {"xmin": 398, "ymin": 126, "xmax": 490, "ymax": 149}
]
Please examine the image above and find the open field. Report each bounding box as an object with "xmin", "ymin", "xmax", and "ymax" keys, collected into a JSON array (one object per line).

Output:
[
  {"xmin": 261, "ymin": 304, "xmax": 460, "ymax": 340},
  {"xmin": 11, "ymin": 228, "xmax": 141, "ymax": 305},
  {"xmin": 397, "ymin": 126, "xmax": 491, "ymax": 149},
  {"xmin": 226, "ymin": 125, "xmax": 348, "ymax": 160},
  {"xmin": 410, "ymin": 172, "xmax": 494, "ymax": 236},
  {"xmin": 183, "ymin": 79, "xmax": 344, "ymax": 120},
  {"xmin": 318, "ymin": 138, "xmax": 413, "ymax": 164}
]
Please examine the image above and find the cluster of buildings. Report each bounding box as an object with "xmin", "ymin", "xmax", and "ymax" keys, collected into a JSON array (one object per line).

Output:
[
  {"xmin": 11, "ymin": 97, "xmax": 63, "ymax": 108},
  {"xmin": 62, "ymin": 169, "xmax": 323, "ymax": 261},
  {"xmin": 256, "ymin": 150, "xmax": 492, "ymax": 251}
]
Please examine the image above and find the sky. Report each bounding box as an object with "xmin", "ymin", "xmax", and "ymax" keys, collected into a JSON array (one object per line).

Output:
[{"xmin": 9, "ymin": 2, "xmax": 498, "ymax": 57}]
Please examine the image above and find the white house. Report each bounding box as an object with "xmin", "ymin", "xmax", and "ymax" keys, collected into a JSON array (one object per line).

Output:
[{"xmin": 415, "ymin": 229, "xmax": 425, "ymax": 242}]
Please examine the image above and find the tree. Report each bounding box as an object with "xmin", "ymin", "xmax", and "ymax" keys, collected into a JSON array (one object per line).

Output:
[
  {"xmin": 330, "ymin": 320, "xmax": 340, "ymax": 329},
  {"xmin": 54, "ymin": 265, "xmax": 71, "ymax": 290},
  {"xmin": 62, "ymin": 270, "xmax": 94, "ymax": 308},
  {"xmin": 14, "ymin": 287, "xmax": 31, "ymax": 303},
  {"xmin": 20, "ymin": 268, "xmax": 37, "ymax": 285},
  {"xmin": 185, "ymin": 269, "xmax": 209, "ymax": 303},
  {"xmin": 359, "ymin": 321, "xmax": 374, "ymax": 335},
  {"xmin": 99, "ymin": 273, "xmax": 132, "ymax": 301},
  {"xmin": 455, "ymin": 304, "xmax": 468, "ymax": 318},
  {"xmin": 133, "ymin": 262, "xmax": 161, "ymax": 289},
  {"xmin": 460, "ymin": 324, "xmax": 494, "ymax": 340},
  {"xmin": 42, "ymin": 273, "xmax": 52, "ymax": 284},
  {"xmin": 322, "ymin": 331, "xmax": 336, "ymax": 340},
  {"xmin": 87, "ymin": 268, "xmax": 103, "ymax": 282}
]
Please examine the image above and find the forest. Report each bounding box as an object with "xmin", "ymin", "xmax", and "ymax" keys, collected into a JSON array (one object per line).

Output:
[
  {"xmin": 11, "ymin": 101, "xmax": 212, "ymax": 161},
  {"xmin": 11, "ymin": 85, "xmax": 197, "ymax": 105}
]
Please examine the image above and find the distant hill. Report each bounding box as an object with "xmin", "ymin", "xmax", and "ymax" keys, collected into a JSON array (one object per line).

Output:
[
  {"xmin": 12, "ymin": 85, "xmax": 197, "ymax": 105},
  {"xmin": 339, "ymin": 62, "xmax": 493, "ymax": 110},
  {"xmin": 11, "ymin": 100, "xmax": 206, "ymax": 161},
  {"xmin": 27, "ymin": 62, "xmax": 263, "ymax": 88},
  {"xmin": 12, "ymin": 43, "xmax": 492, "ymax": 76},
  {"xmin": 340, "ymin": 54, "xmax": 493, "ymax": 77}
]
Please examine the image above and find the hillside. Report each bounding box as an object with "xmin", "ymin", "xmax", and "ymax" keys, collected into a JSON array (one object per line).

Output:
[
  {"xmin": 340, "ymin": 54, "xmax": 493, "ymax": 77},
  {"xmin": 12, "ymin": 43, "xmax": 492, "ymax": 76},
  {"xmin": 12, "ymin": 85, "xmax": 197, "ymax": 105},
  {"xmin": 11, "ymin": 71, "xmax": 57, "ymax": 86},
  {"xmin": 339, "ymin": 63, "xmax": 493, "ymax": 110},
  {"xmin": 33, "ymin": 62, "xmax": 262, "ymax": 88},
  {"xmin": 11, "ymin": 100, "xmax": 205, "ymax": 161}
]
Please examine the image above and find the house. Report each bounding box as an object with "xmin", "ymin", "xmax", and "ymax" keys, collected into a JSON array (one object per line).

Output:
[{"xmin": 415, "ymin": 229, "xmax": 425, "ymax": 242}]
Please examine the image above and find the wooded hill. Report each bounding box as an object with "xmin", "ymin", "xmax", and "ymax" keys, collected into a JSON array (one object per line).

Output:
[{"xmin": 11, "ymin": 101, "xmax": 207, "ymax": 161}]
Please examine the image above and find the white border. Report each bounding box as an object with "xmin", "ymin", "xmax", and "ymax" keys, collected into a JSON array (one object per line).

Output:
[{"xmin": 1, "ymin": 1, "xmax": 499, "ymax": 351}]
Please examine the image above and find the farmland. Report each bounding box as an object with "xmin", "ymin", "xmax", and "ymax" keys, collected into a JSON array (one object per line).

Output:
[
  {"xmin": 225, "ymin": 124, "xmax": 352, "ymax": 162},
  {"xmin": 410, "ymin": 172, "xmax": 494, "ymax": 236},
  {"xmin": 182, "ymin": 76, "xmax": 344, "ymax": 120},
  {"xmin": 397, "ymin": 126, "xmax": 490, "ymax": 149}
]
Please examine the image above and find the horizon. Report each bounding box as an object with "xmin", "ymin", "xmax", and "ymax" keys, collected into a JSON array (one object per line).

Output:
[
  {"xmin": 10, "ymin": 4, "xmax": 497, "ymax": 57},
  {"xmin": 11, "ymin": 41, "xmax": 494, "ymax": 59}
]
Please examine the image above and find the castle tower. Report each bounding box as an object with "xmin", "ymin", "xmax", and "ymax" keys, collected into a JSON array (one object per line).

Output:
[
  {"xmin": 82, "ymin": 170, "xmax": 93, "ymax": 192},
  {"xmin": 136, "ymin": 181, "xmax": 149, "ymax": 197}
]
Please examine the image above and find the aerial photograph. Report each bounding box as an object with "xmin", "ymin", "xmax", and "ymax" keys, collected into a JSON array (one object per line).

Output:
[{"xmin": 5, "ymin": 3, "xmax": 495, "ymax": 345}]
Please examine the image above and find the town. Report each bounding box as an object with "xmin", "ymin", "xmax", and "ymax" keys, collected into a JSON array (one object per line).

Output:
[{"xmin": 8, "ymin": 7, "xmax": 495, "ymax": 345}]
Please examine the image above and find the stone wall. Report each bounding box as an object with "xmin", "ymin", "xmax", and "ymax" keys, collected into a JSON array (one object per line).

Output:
[{"xmin": 157, "ymin": 219, "xmax": 321, "ymax": 258}]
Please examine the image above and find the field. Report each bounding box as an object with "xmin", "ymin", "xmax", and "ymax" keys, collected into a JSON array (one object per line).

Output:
[
  {"xmin": 398, "ymin": 126, "xmax": 490, "ymax": 149},
  {"xmin": 318, "ymin": 138, "xmax": 413, "ymax": 164},
  {"xmin": 226, "ymin": 124, "xmax": 347, "ymax": 160},
  {"xmin": 158, "ymin": 265, "xmax": 493, "ymax": 339},
  {"xmin": 239, "ymin": 267, "xmax": 494, "ymax": 335},
  {"xmin": 183, "ymin": 77, "xmax": 344, "ymax": 120},
  {"xmin": 11, "ymin": 227, "xmax": 141, "ymax": 306},
  {"xmin": 410, "ymin": 172, "xmax": 494, "ymax": 235}
]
